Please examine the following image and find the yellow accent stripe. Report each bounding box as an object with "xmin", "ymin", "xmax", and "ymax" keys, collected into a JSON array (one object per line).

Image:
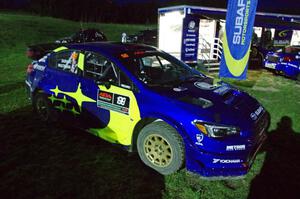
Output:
[
  {"xmin": 88, "ymin": 128, "xmax": 119, "ymax": 144},
  {"xmin": 222, "ymin": 31, "xmax": 251, "ymax": 77},
  {"xmin": 91, "ymin": 85, "xmax": 141, "ymax": 146},
  {"xmin": 53, "ymin": 46, "xmax": 68, "ymax": 52},
  {"xmin": 78, "ymin": 53, "xmax": 85, "ymax": 71}
]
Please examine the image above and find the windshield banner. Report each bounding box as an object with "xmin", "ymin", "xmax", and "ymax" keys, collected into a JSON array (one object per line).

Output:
[{"xmin": 219, "ymin": 0, "xmax": 258, "ymax": 80}]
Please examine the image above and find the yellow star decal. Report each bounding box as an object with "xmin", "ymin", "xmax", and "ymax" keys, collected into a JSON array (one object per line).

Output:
[
  {"xmin": 62, "ymin": 96, "xmax": 71, "ymax": 105},
  {"xmin": 49, "ymin": 83, "xmax": 95, "ymax": 111},
  {"xmin": 50, "ymin": 86, "xmax": 61, "ymax": 97},
  {"xmin": 55, "ymin": 104, "xmax": 65, "ymax": 112},
  {"xmin": 70, "ymin": 107, "xmax": 80, "ymax": 115},
  {"xmin": 48, "ymin": 95, "xmax": 56, "ymax": 103},
  {"xmin": 57, "ymin": 95, "xmax": 71, "ymax": 105}
]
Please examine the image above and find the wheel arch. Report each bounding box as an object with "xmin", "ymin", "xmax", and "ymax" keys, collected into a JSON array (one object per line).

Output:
[
  {"xmin": 130, "ymin": 114, "xmax": 189, "ymax": 152},
  {"xmin": 31, "ymin": 88, "xmax": 46, "ymax": 103}
]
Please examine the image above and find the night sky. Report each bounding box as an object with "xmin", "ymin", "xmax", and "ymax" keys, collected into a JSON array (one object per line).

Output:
[{"xmin": 1, "ymin": 0, "xmax": 300, "ymax": 16}]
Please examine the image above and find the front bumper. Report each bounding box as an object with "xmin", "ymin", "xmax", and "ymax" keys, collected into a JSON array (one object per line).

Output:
[
  {"xmin": 185, "ymin": 110, "xmax": 270, "ymax": 178},
  {"xmin": 25, "ymin": 79, "xmax": 33, "ymax": 100},
  {"xmin": 264, "ymin": 61, "xmax": 277, "ymax": 70},
  {"xmin": 185, "ymin": 132, "xmax": 266, "ymax": 177}
]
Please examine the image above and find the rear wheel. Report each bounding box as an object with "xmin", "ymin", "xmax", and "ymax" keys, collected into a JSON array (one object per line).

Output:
[
  {"xmin": 137, "ymin": 121, "xmax": 185, "ymax": 175},
  {"xmin": 297, "ymin": 73, "xmax": 300, "ymax": 82},
  {"xmin": 33, "ymin": 93, "xmax": 54, "ymax": 122},
  {"xmin": 273, "ymin": 70, "xmax": 280, "ymax": 75}
]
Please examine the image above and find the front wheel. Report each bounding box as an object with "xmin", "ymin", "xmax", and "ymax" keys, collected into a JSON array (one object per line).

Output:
[{"xmin": 137, "ymin": 121, "xmax": 185, "ymax": 175}]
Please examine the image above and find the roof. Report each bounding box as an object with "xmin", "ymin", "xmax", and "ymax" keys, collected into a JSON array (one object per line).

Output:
[
  {"xmin": 68, "ymin": 42, "xmax": 157, "ymax": 56},
  {"xmin": 158, "ymin": 5, "xmax": 300, "ymax": 30}
]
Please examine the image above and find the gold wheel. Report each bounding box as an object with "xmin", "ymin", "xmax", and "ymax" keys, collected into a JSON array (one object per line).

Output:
[{"xmin": 143, "ymin": 134, "xmax": 173, "ymax": 168}]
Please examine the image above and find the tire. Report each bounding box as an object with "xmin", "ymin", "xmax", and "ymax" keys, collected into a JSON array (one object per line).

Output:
[
  {"xmin": 273, "ymin": 70, "xmax": 280, "ymax": 75},
  {"xmin": 257, "ymin": 53, "xmax": 264, "ymax": 69},
  {"xmin": 33, "ymin": 93, "xmax": 55, "ymax": 122},
  {"xmin": 297, "ymin": 73, "xmax": 300, "ymax": 82},
  {"xmin": 137, "ymin": 121, "xmax": 185, "ymax": 175}
]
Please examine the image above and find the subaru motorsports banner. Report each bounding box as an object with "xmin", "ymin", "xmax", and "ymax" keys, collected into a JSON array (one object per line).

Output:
[
  {"xmin": 220, "ymin": 0, "xmax": 258, "ymax": 80},
  {"xmin": 274, "ymin": 29, "xmax": 293, "ymax": 47},
  {"xmin": 181, "ymin": 15, "xmax": 200, "ymax": 63}
]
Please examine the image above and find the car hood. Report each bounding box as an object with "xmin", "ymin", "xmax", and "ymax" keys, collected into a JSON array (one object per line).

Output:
[{"xmin": 150, "ymin": 78, "xmax": 264, "ymax": 130}]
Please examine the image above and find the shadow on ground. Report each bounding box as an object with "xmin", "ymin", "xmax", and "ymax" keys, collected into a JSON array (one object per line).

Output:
[
  {"xmin": 248, "ymin": 116, "xmax": 300, "ymax": 199},
  {"xmin": 0, "ymin": 107, "xmax": 165, "ymax": 199}
]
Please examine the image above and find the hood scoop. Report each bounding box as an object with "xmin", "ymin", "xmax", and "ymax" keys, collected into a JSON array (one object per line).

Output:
[{"xmin": 194, "ymin": 82, "xmax": 216, "ymax": 90}]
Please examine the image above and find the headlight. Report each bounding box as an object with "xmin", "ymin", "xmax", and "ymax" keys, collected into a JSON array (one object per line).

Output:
[{"xmin": 193, "ymin": 121, "xmax": 240, "ymax": 138}]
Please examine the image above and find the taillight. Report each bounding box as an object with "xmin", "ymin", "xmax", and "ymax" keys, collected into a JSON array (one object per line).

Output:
[
  {"xmin": 27, "ymin": 64, "xmax": 34, "ymax": 74},
  {"xmin": 26, "ymin": 49, "xmax": 34, "ymax": 58},
  {"xmin": 283, "ymin": 56, "xmax": 293, "ymax": 62}
]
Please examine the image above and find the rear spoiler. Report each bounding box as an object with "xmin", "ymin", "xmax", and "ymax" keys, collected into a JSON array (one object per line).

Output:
[{"xmin": 27, "ymin": 43, "xmax": 62, "ymax": 60}]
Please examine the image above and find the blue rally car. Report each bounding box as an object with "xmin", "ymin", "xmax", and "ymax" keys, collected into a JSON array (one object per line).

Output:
[
  {"xmin": 25, "ymin": 42, "xmax": 269, "ymax": 177},
  {"xmin": 264, "ymin": 45, "xmax": 300, "ymax": 80}
]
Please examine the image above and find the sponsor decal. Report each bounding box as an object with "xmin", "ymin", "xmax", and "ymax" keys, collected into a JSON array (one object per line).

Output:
[
  {"xmin": 250, "ymin": 106, "xmax": 264, "ymax": 120},
  {"xmin": 97, "ymin": 90, "xmax": 130, "ymax": 115},
  {"xmin": 274, "ymin": 29, "xmax": 293, "ymax": 46},
  {"xmin": 188, "ymin": 20, "xmax": 196, "ymax": 30},
  {"xmin": 226, "ymin": 145, "xmax": 246, "ymax": 151},
  {"xmin": 287, "ymin": 63, "xmax": 299, "ymax": 69},
  {"xmin": 213, "ymin": 158, "xmax": 242, "ymax": 164},
  {"xmin": 195, "ymin": 134, "xmax": 204, "ymax": 146},
  {"xmin": 99, "ymin": 91, "xmax": 113, "ymax": 102},
  {"xmin": 33, "ymin": 64, "xmax": 46, "ymax": 71},
  {"xmin": 181, "ymin": 15, "xmax": 200, "ymax": 63},
  {"xmin": 279, "ymin": 30, "xmax": 289, "ymax": 37}
]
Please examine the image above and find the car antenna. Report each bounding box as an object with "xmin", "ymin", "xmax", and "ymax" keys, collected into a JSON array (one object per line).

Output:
[{"xmin": 80, "ymin": 21, "xmax": 85, "ymax": 44}]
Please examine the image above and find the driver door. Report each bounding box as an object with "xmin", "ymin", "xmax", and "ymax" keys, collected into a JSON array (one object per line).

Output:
[{"xmin": 79, "ymin": 51, "xmax": 141, "ymax": 146}]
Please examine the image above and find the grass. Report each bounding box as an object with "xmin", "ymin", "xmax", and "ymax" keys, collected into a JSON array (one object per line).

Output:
[{"xmin": 0, "ymin": 12, "xmax": 300, "ymax": 199}]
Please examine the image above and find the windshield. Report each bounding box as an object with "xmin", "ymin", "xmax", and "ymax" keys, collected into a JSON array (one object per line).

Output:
[{"xmin": 119, "ymin": 51, "xmax": 201, "ymax": 87}]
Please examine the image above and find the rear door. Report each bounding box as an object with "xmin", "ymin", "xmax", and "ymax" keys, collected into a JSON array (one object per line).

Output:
[
  {"xmin": 79, "ymin": 51, "xmax": 141, "ymax": 146},
  {"xmin": 44, "ymin": 49, "xmax": 88, "ymax": 126}
]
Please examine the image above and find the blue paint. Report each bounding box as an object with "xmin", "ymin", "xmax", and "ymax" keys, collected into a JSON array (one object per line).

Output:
[{"xmin": 26, "ymin": 42, "xmax": 269, "ymax": 177}]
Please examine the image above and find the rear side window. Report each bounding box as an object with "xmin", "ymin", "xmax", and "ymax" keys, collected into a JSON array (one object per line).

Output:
[
  {"xmin": 84, "ymin": 51, "xmax": 118, "ymax": 84},
  {"xmin": 84, "ymin": 51, "xmax": 134, "ymax": 90},
  {"xmin": 48, "ymin": 50, "xmax": 80, "ymax": 74}
]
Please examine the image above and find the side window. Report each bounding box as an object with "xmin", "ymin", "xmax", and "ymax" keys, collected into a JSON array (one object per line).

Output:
[
  {"xmin": 48, "ymin": 50, "xmax": 80, "ymax": 74},
  {"xmin": 142, "ymin": 56, "xmax": 161, "ymax": 68},
  {"xmin": 84, "ymin": 52, "xmax": 118, "ymax": 85}
]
